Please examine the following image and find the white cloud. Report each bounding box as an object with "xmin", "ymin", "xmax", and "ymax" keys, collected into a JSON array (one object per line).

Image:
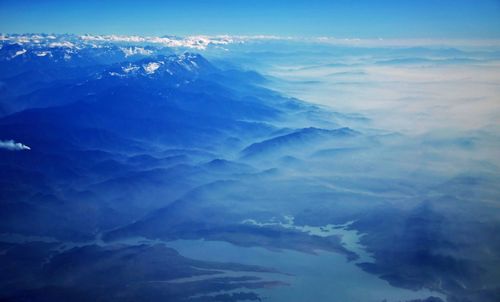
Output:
[
  {"xmin": 306, "ymin": 37, "xmax": 500, "ymax": 49},
  {"xmin": 266, "ymin": 54, "xmax": 500, "ymax": 135},
  {"xmin": 0, "ymin": 140, "xmax": 31, "ymax": 151}
]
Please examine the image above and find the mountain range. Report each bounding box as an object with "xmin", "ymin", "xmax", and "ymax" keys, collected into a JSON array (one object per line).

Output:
[{"xmin": 1, "ymin": 35, "xmax": 499, "ymax": 302}]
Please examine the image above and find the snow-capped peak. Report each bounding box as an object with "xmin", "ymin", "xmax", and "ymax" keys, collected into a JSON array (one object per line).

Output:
[
  {"xmin": 120, "ymin": 46, "xmax": 153, "ymax": 57},
  {"xmin": 49, "ymin": 41, "xmax": 76, "ymax": 48}
]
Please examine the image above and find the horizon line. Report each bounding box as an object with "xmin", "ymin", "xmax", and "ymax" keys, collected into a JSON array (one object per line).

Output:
[{"xmin": 3, "ymin": 33, "xmax": 500, "ymax": 50}]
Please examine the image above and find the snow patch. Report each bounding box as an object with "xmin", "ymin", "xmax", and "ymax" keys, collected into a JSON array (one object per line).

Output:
[
  {"xmin": 108, "ymin": 71, "xmax": 124, "ymax": 77},
  {"xmin": 143, "ymin": 61, "xmax": 163, "ymax": 74},
  {"xmin": 12, "ymin": 49, "xmax": 27, "ymax": 58},
  {"xmin": 35, "ymin": 51, "xmax": 51, "ymax": 57},
  {"xmin": 122, "ymin": 64, "xmax": 140, "ymax": 73}
]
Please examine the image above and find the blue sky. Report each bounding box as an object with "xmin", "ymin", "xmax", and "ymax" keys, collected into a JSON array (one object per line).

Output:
[{"xmin": 1, "ymin": 0, "xmax": 500, "ymax": 38}]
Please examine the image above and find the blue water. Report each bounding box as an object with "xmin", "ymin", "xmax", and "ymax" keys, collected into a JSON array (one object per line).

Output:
[{"xmin": 166, "ymin": 237, "xmax": 445, "ymax": 302}]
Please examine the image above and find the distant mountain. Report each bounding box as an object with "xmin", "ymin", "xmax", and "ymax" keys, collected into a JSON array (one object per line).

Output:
[
  {"xmin": 375, "ymin": 57, "xmax": 481, "ymax": 65},
  {"xmin": 241, "ymin": 126, "xmax": 359, "ymax": 159},
  {"xmin": 0, "ymin": 35, "xmax": 337, "ymax": 244}
]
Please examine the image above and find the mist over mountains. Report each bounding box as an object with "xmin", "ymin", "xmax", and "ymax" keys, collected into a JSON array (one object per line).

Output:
[{"xmin": 1, "ymin": 34, "xmax": 500, "ymax": 302}]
